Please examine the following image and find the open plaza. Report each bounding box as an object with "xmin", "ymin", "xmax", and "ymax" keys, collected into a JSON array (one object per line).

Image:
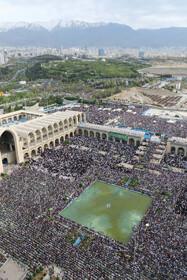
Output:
[
  {"xmin": 142, "ymin": 107, "xmax": 187, "ymax": 121},
  {"xmin": 60, "ymin": 181, "xmax": 153, "ymax": 244},
  {"xmin": 0, "ymin": 102, "xmax": 186, "ymax": 279}
]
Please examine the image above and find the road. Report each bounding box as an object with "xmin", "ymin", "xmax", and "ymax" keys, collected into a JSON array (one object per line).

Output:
[{"xmin": 0, "ymin": 68, "xmax": 27, "ymax": 85}]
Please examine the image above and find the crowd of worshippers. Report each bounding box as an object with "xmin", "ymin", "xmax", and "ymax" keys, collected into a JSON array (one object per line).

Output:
[
  {"xmin": 163, "ymin": 153, "xmax": 187, "ymax": 169},
  {"xmin": 0, "ymin": 134, "xmax": 186, "ymax": 280},
  {"xmin": 48, "ymin": 103, "xmax": 187, "ymax": 138},
  {"xmin": 34, "ymin": 137, "xmax": 136, "ymax": 179},
  {"xmin": 70, "ymin": 135, "xmax": 137, "ymax": 161}
]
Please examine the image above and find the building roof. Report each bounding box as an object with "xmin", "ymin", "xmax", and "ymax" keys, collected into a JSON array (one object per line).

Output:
[
  {"xmin": 169, "ymin": 137, "xmax": 187, "ymax": 145},
  {"xmin": 0, "ymin": 111, "xmax": 83, "ymax": 138},
  {"xmin": 0, "ymin": 110, "xmax": 43, "ymax": 119}
]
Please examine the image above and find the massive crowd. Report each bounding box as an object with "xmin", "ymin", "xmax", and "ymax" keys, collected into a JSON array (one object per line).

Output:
[
  {"xmin": 70, "ymin": 136, "xmax": 137, "ymax": 162},
  {"xmin": 162, "ymin": 153, "xmax": 187, "ymax": 169},
  {"xmin": 48, "ymin": 103, "xmax": 187, "ymax": 138},
  {"xmin": 0, "ymin": 130, "xmax": 186, "ymax": 279}
]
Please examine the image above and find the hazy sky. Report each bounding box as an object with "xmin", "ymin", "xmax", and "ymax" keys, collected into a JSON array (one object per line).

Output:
[{"xmin": 0, "ymin": 0, "xmax": 187, "ymax": 29}]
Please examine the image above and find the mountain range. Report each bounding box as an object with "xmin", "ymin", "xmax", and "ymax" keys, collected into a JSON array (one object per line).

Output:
[{"xmin": 0, "ymin": 20, "xmax": 186, "ymax": 49}]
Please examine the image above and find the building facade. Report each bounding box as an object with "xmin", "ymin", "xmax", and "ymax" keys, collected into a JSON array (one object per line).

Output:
[
  {"xmin": 78, "ymin": 123, "xmax": 145, "ymax": 146},
  {"xmin": 0, "ymin": 110, "xmax": 186, "ymax": 173},
  {"xmin": 166, "ymin": 137, "xmax": 187, "ymax": 157},
  {"xmin": 0, "ymin": 110, "xmax": 86, "ymax": 173}
]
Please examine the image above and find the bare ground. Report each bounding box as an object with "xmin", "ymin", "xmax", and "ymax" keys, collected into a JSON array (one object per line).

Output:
[
  {"xmin": 108, "ymin": 87, "xmax": 153, "ymax": 104},
  {"xmin": 108, "ymin": 87, "xmax": 187, "ymax": 109}
]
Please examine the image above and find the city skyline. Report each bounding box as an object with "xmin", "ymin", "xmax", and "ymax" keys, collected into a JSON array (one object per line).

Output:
[{"xmin": 0, "ymin": 0, "xmax": 187, "ymax": 29}]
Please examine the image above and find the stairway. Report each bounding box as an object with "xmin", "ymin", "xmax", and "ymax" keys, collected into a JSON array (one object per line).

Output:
[{"xmin": 149, "ymin": 141, "xmax": 167, "ymax": 165}]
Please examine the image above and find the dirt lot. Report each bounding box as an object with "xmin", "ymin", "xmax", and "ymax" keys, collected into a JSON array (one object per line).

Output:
[
  {"xmin": 108, "ymin": 87, "xmax": 187, "ymax": 109},
  {"xmin": 108, "ymin": 87, "xmax": 153, "ymax": 104},
  {"xmin": 139, "ymin": 62, "xmax": 187, "ymax": 77}
]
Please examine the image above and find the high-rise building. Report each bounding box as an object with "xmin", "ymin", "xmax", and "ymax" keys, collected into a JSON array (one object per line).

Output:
[
  {"xmin": 0, "ymin": 53, "xmax": 5, "ymax": 65},
  {"xmin": 139, "ymin": 51, "xmax": 145, "ymax": 57},
  {"xmin": 98, "ymin": 49, "xmax": 105, "ymax": 57}
]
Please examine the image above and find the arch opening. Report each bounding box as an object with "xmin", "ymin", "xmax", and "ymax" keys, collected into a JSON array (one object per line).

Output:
[
  {"xmin": 44, "ymin": 144, "xmax": 48, "ymax": 150},
  {"xmin": 73, "ymin": 117, "xmax": 77, "ymax": 126},
  {"xmin": 2, "ymin": 158, "xmax": 8, "ymax": 164},
  {"xmin": 0, "ymin": 131, "xmax": 17, "ymax": 164},
  {"xmin": 37, "ymin": 146, "xmax": 42, "ymax": 153},
  {"xmin": 31, "ymin": 150, "xmax": 36, "ymax": 157},
  {"xmin": 24, "ymin": 153, "xmax": 29, "ymax": 160},
  {"xmin": 178, "ymin": 147, "xmax": 184, "ymax": 156},
  {"xmin": 129, "ymin": 138, "xmax": 135, "ymax": 146},
  {"xmin": 102, "ymin": 133, "xmax": 107, "ymax": 140},
  {"xmin": 136, "ymin": 140, "xmax": 140, "ymax": 147},
  {"xmin": 49, "ymin": 141, "xmax": 54, "ymax": 148},
  {"xmin": 84, "ymin": 130, "xmax": 88, "ymax": 137},
  {"xmin": 96, "ymin": 132, "xmax": 100, "ymax": 139},
  {"xmin": 55, "ymin": 139, "xmax": 59, "ymax": 146}
]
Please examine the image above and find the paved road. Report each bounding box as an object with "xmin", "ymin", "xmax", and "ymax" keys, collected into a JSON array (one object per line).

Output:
[{"xmin": 0, "ymin": 68, "xmax": 27, "ymax": 85}]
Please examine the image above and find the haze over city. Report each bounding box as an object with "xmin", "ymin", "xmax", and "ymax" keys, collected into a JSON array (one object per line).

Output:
[{"xmin": 0, "ymin": 0, "xmax": 187, "ymax": 29}]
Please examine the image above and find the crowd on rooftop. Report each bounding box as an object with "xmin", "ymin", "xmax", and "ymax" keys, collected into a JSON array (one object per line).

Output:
[{"xmin": 47, "ymin": 103, "xmax": 187, "ymax": 138}]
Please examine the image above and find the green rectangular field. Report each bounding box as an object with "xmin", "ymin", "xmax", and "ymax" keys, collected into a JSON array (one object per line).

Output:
[{"xmin": 60, "ymin": 181, "xmax": 152, "ymax": 244}]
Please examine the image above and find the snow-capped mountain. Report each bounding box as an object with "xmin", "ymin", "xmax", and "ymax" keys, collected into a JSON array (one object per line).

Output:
[
  {"xmin": 0, "ymin": 21, "xmax": 43, "ymax": 32},
  {"xmin": 0, "ymin": 20, "xmax": 186, "ymax": 48},
  {"xmin": 54, "ymin": 20, "xmax": 107, "ymax": 29},
  {"xmin": 36, "ymin": 20, "xmax": 107, "ymax": 31},
  {"xmin": 0, "ymin": 20, "xmax": 108, "ymax": 32},
  {"xmin": 35, "ymin": 20, "xmax": 61, "ymax": 32}
]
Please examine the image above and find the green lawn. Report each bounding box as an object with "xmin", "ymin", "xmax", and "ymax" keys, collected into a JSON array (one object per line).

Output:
[{"xmin": 60, "ymin": 181, "xmax": 152, "ymax": 244}]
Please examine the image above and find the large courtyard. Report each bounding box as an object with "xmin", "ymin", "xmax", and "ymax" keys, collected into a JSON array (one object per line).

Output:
[{"xmin": 60, "ymin": 181, "xmax": 153, "ymax": 243}]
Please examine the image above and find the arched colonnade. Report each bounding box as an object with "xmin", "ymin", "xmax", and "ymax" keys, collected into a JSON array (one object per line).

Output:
[
  {"xmin": 170, "ymin": 146, "xmax": 186, "ymax": 156},
  {"xmin": 0, "ymin": 112, "xmax": 40, "ymax": 126},
  {"xmin": 78, "ymin": 128, "xmax": 141, "ymax": 146},
  {"xmin": 23, "ymin": 130, "xmax": 77, "ymax": 160}
]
